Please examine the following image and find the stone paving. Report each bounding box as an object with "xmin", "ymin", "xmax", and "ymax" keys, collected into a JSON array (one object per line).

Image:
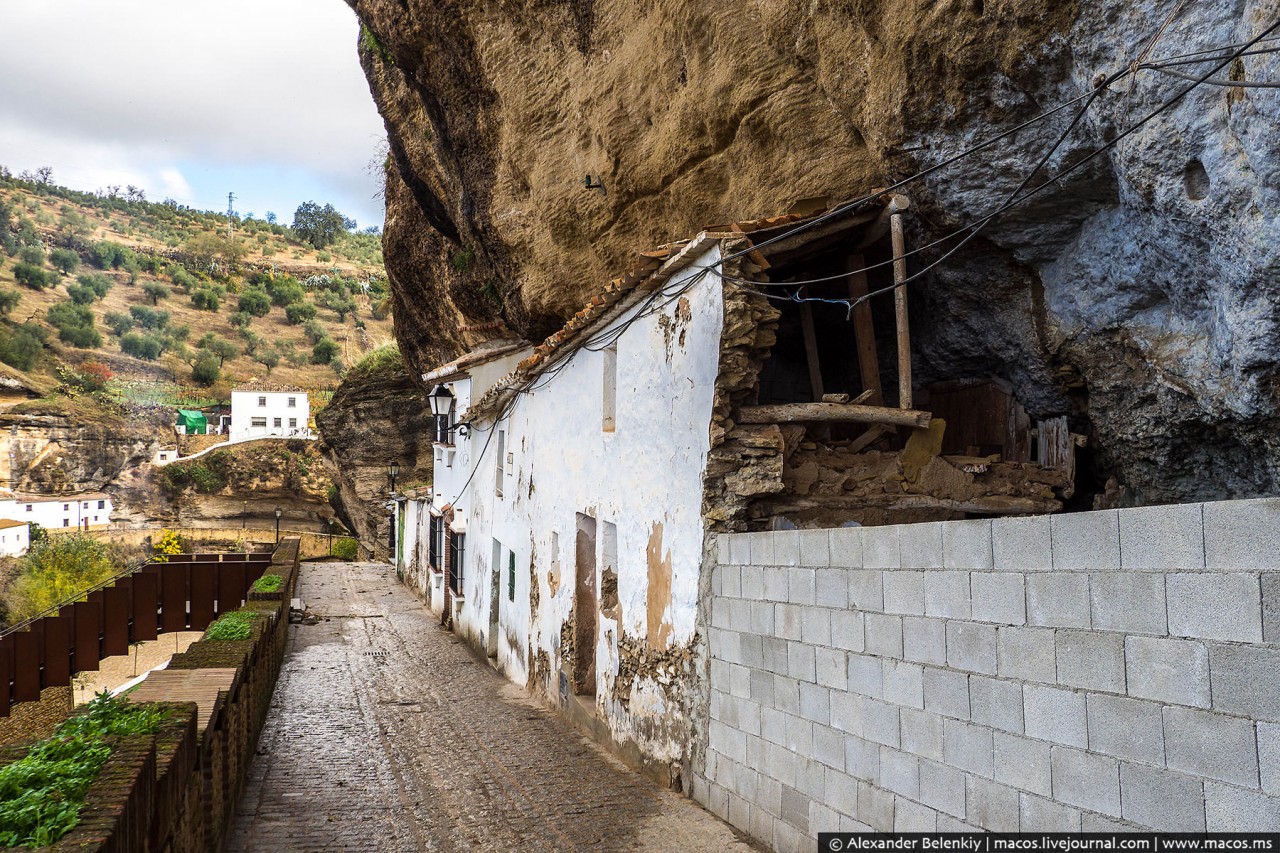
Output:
[{"xmin": 228, "ymin": 561, "xmax": 758, "ymax": 852}]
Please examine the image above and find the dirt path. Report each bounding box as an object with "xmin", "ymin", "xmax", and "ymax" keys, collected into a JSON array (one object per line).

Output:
[{"xmin": 227, "ymin": 561, "xmax": 756, "ymax": 852}]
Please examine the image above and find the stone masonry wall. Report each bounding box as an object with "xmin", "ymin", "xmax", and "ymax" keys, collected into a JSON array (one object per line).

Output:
[{"xmin": 693, "ymin": 498, "xmax": 1280, "ymax": 851}]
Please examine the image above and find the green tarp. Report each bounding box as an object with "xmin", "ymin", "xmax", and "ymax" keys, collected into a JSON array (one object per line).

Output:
[{"xmin": 177, "ymin": 409, "xmax": 208, "ymax": 434}]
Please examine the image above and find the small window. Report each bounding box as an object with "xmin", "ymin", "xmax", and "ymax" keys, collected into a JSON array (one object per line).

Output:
[
  {"xmin": 93, "ymin": 516, "xmax": 98, "ymax": 522},
  {"xmin": 448, "ymin": 531, "xmax": 466, "ymax": 595},
  {"xmin": 98, "ymin": 500, "xmax": 105, "ymax": 509},
  {"xmin": 288, "ymin": 397, "xmax": 297, "ymax": 407},
  {"xmin": 508, "ymin": 549, "xmax": 516, "ymax": 602},
  {"xmin": 63, "ymin": 503, "xmax": 69, "ymax": 511},
  {"xmin": 273, "ymin": 417, "xmax": 282, "ymax": 428},
  {"xmin": 62, "ymin": 519, "xmax": 69, "ymax": 527},
  {"xmin": 428, "ymin": 515, "xmax": 442, "ymax": 570},
  {"xmin": 495, "ymin": 430, "xmax": 505, "ymax": 498},
  {"xmin": 258, "ymin": 396, "xmax": 267, "ymax": 407},
  {"xmin": 602, "ymin": 344, "xmax": 618, "ymax": 432},
  {"xmin": 25, "ymin": 505, "xmax": 31, "ymax": 512},
  {"xmin": 83, "ymin": 502, "xmax": 89, "ymax": 508},
  {"xmin": 251, "ymin": 417, "xmax": 267, "ymax": 428},
  {"xmin": 289, "ymin": 418, "xmax": 297, "ymax": 428}
]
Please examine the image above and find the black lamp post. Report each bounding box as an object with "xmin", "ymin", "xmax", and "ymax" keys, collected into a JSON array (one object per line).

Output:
[
  {"xmin": 241, "ymin": 500, "xmax": 247, "ymax": 529},
  {"xmin": 389, "ymin": 461, "xmax": 400, "ymax": 495},
  {"xmin": 327, "ymin": 517, "xmax": 335, "ymax": 557},
  {"xmin": 274, "ymin": 505, "xmax": 282, "ymax": 544}
]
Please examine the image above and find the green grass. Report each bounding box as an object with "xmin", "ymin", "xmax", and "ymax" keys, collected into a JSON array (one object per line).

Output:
[
  {"xmin": 250, "ymin": 574, "xmax": 283, "ymax": 593},
  {"xmin": 203, "ymin": 610, "xmax": 258, "ymax": 641},
  {"xmin": 0, "ymin": 694, "xmax": 171, "ymax": 847}
]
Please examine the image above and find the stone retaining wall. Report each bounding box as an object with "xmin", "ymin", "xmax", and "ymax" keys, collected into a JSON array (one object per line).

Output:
[{"xmin": 693, "ymin": 499, "xmax": 1280, "ymax": 850}]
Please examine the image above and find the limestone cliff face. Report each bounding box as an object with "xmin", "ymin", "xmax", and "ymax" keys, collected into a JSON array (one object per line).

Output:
[
  {"xmin": 349, "ymin": 0, "xmax": 1280, "ymax": 504},
  {"xmin": 0, "ymin": 408, "xmax": 167, "ymax": 495},
  {"xmin": 316, "ymin": 365, "xmax": 434, "ymax": 559}
]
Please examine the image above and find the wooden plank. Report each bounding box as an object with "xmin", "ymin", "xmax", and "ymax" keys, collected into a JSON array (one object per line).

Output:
[
  {"xmin": 798, "ymin": 292, "xmax": 825, "ymax": 402},
  {"xmin": 189, "ymin": 564, "xmax": 217, "ymax": 631},
  {"xmin": 103, "ymin": 585, "xmax": 131, "ymax": 657},
  {"xmin": 12, "ymin": 631, "xmax": 40, "ymax": 702},
  {"xmin": 74, "ymin": 599, "xmax": 101, "ymax": 672},
  {"xmin": 128, "ymin": 668, "xmax": 237, "ymax": 733},
  {"xmin": 891, "ymin": 204, "xmax": 912, "ymax": 410},
  {"xmin": 846, "ymin": 252, "xmax": 883, "ymax": 406},
  {"xmin": 132, "ymin": 571, "xmax": 159, "ymax": 642},
  {"xmin": 217, "ymin": 562, "xmax": 246, "ymax": 617},
  {"xmin": 42, "ymin": 616, "xmax": 71, "ymax": 687},
  {"xmin": 737, "ymin": 403, "xmax": 931, "ymax": 429},
  {"xmin": 848, "ymin": 425, "xmax": 890, "ymax": 454}
]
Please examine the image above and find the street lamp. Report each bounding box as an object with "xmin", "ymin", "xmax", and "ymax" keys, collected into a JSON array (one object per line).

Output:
[
  {"xmin": 427, "ymin": 384, "xmax": 453, "ymax": 443},
  {"xmin": 388, "ymin": 461, "xmax": 400, "ymax": 495},
  {"xmin": 327, "ymin": 517, "xmax": 335, "ymax": 557},
  {"xmin": 241, "ymin": 500, "xmax": 247, "ymax": 529},
  {"xmin": 274, "ymin": 505, "xmax": 282, "ymax": 544}
]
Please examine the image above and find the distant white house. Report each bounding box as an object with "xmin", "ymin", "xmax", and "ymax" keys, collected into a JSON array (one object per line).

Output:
[
  {"xmin": 0, "ymin": 491, "xmax": 114, "ymax": 531},
  {"xmin": 229, "ymin": 383, "xmax": 312, "ymax": 441},
  {"xmin": 0, "ymin": 520, "xmax": 30, "ymax": 557}
]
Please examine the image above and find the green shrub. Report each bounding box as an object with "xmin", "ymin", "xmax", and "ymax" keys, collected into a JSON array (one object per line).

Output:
[
  {"xmin": 3, "ymin": 534, "xmax": 119, "ymax": 622},
  {"xmin": 49, "ymin": 247, "xmax": 79, "ymax": 275},
  {"xmin": 191, "ymin": 353, "xmax": 220, "ymax": 386},
  {"xmin": 331, "ymin": 537, "xmax": 358, "ymax": 560},
  {"xmin": 90, "ymin": 240, "xmax": 129, "ymax": 269},
  {"xmin": 191, "ymin": 288, "xmax": 219, "ymax": 311},
  {"xmin": 142, "ymin": 282, "xmax": 170, "ymax": 304},
  {"xmin": 0, "ymin": 289, "xmax": 22, "ymax": 316},
  {"xmin": 265, "ymin": 275, "xmax": 304, "ymax": 307},
  {"xmin": 311, "ymin": 337, "xmax": 339, "ymax": 364},
  {"xmin": 46, "ymin": 302, "xmax": 100, "ymax": 348},
  {"xmin": 18, "ymin": 246, "xmax": 44, "ymax": 266},
  {"xmin": 204, "ymin": 609, "xmax": 257, "ymax": 641},
  {"xmin": 120, "ymin": 332, "xmax": 163, "ymax": 360},
  {"xmin": 103, "ymin": 311, "xmax": 133, "ymax": 336},
  {"xmin": 301, "ymin": 319, "xmax": 326, "ymax": 344},
  {"xmin": 128, "ymin": 305, "xmax": 169, "ymax": 330},
  {"xmin": 229, "ymin": 311, "xmax": 252, "ymax": 329},
  {"xmin": 0, "ymin": 323, "xmax": 44, "ymax": 369},
  {"xmin": 66, "ymin": 283, "xmax": 97, "ymax": 305},
  {"xmin": 349, "ymin": 343, "xmax": 401, "ymax": 377},
  {"xmin": 251, "ymin": 573, "xmax": 283, "ymax": 593},
  {"xmin": 284, "ymin": 302, "xmax": 316, "ymax": 325},
  {"xmin": 170, "ymin": 267, "xmax": 198, "ymax": 289},
  {"xmin": 76, "ymin": 272, "xmax": 113, "ymax": 298},
  {"xmin": 14, "ymin": 261, "xmax": 53, "ymax": 290},
  {"xmin": 0, "ymin": 694, "xmax": 172, "ymax": 848},
  {"xmin": 237, "ymin": 288, "xmax": 271, "ymax": 317}
]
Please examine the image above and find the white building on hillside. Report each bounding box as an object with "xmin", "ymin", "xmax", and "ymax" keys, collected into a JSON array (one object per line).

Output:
[
  {"xmin": 0, "ymin": 491, "xmax": 114, "ymax": 531},
  {"xmin": 0, "ymin": 520, "xmax": 30, "ymax": 556},
  {"xmin": 229, "ymin": 384, "xmax": 312, "ymax": 441}
]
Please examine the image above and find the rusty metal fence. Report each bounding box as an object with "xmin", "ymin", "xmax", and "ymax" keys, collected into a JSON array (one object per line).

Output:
[{"xmin": 0, "ymin": 552, "xmax": 274, "ymax": 717}]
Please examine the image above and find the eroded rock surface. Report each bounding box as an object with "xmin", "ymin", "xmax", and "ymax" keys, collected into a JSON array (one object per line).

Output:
[{"xmin": 348, "ymin": 0, "xmax": 1280, "ymax": 504}]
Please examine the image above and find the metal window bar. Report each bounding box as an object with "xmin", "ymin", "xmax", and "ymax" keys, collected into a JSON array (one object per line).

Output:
[{"xmin": 448, "ymin": 532, "xmax": 465, "ymax": 596}]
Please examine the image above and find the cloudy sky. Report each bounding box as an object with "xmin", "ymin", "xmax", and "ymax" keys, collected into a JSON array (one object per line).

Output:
[{"xmin": 0, "ymin": 1, "xmax": 387, "ymax": 229}]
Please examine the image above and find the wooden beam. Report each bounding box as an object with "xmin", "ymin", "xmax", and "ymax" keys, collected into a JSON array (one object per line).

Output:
[
  {"xmin": 891, "ymin": 201, "xmax": 912, "ymax": 410},
  {"xmin": 737, "ymin": 403, "xmax": 931, "ymax": 429},
  {"xmin": 847, "ymin": 425, "xmax": 890, "ymax": 454},
  {"xmin": 798, "ymin": 291, "xmax": 824, "ymax": 402},
  {"xmin": 846, "ymin": 252, "xmax": 883, "ymax": 406}
]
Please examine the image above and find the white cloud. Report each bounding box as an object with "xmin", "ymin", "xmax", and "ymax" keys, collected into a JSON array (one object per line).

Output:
[{"xmin": 0, "ymin": 0, "xmax": 386, "ymax": 223}]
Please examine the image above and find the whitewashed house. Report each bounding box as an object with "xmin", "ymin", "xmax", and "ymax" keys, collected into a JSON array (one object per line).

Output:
[
  {"xmin": 0, "ymin": 491, "xmax": 114, "ymax": 531},
  {"xmin": 0, "ymin": 520, "xmax": 30, "ymax": 556},
  {"xmin": 229, "ymin": 384, "xmax": 312, "ymax": 441}
]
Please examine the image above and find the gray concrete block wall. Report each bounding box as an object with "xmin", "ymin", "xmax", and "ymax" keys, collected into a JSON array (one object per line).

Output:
[{"xmin": 702, "ymin": 498, "xmax": 1280, "ymax": 852}]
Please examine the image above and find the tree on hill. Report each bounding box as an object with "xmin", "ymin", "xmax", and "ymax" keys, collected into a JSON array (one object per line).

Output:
[
  {"xmin": 191, "ymin": 353, "xmax": 221, "ymax": 386},
  {"xmin": 3, "ymin": 535, "xmax": 118, "ymax": 622},
  {"xmin": 254, "ymin": 347, "xmax": 280, "ymax": 376},
  {"xmin": 18, "ymin": 246, "xmax": 44, "ymax": 266},
  {"xmin": 142, "ymin": 282, "xmax": 170, "ymax": 304},
  {"xmin": 198, "ymin": 332, "xmax": 238, "ymax": 367},
  {"xmin": 317, "ymin": 290, "xmax": 358, "ymax": 322},
  {"xmin": 285, "ymin": 302, "xmax": 316, "ymax": 325},
  {"xmin": 14, "ymin": 262, "xmax": 53, "ymax": 290},
  {"xmin": 292, "ymin": 201, "xmax": 354, "ymax": 250},
  {"xmin": 129, "ymin": 305, "xmax": 169, "ymax": 330},
  {"xmin": 120, "ymin": 331, "xmax": 163, "ymax": 360},
  {"xmin": 237, "ymin": 288, "xmax": 271, "ymax": 317},
  {"xmin": 46, "ymin": 302, "xmax": 100, "ymax": 348},
  {"xmin": 311, "ymin": 337, "xmax": 340, "ymax": 364},
  {"xmin": 66, "ymin": 283, "xmax": 98, "ymax": 305},
  {"xmin": 0, "ymin": 324, "xmax": 45, "ymax": 370},
  {"xmin": 49, "ymin": 247, "xmax": 79, "ymax": 275},
  {"xmin": 77, "ymin": 272, "xmax": 113, "ymax": 298},
  {"xmin": 0, "ymin": 290, "xmax": 21, "ymax": 316},
  {"xmin": 103, "ymin": 311, "xmax": 133, "ymax": 336},
  {"xmin": 228, "ymin": 311, "xmax": 252, "ymax": 330},
  {"xmin": 191, "ymin": 288, "xmax": 219, "ymax": 311}
]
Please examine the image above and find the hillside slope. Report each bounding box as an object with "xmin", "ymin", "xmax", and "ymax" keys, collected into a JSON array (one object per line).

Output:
[{"xmin": 347, "ymin": 0, "xmax": 1280, "ymax": 505}]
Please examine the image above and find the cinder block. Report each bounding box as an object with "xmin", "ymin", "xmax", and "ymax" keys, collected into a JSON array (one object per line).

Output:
[
  {"xmin": 997, "ymin": 626, "xmax": 1057, "ymax": 683},
  {"xmin": 808, "ymin": 801, "xmax": 841, "ymax": 837},
  {"xmin": 900, "ymin": 707, "xmax": 944, "ymax": 761},
  {"xmin": 937, "ymin": 815, "xmax": 981, "ymax": 832},
  {"xmin": 1209, "ymin": 643, "xmax": 1280, "ymax": 720},
  {"xmin": 763, "ymin": 567, "xmax": 789, "ymax": 602},
  {"xmin": 785, "ymin": 713, "xmax": 815, "ymax": 755},
  {"xmin": 903, "ymin": 616, "xmax": 947, "ymax": 665},
  {"xmin": 815, "ymin": 647, "xmax": 848, "ymax": 691},
  {"xmin": 849, "ymin": 570, "xmax": 883, "ymax": 611},
  {"xmin": 1119, "ymin": 503, "xmax": 1205, "ymax": 570},
  {"xmin": 882, "ymin": 660, "xmax": 925, "ymax": 710},
  {"xmin": 1026, "ymin": 572, "xmax": 1091, "ymax": 628},
  {"xmin": 848, "ymin": 654, "xmax": 883, "ymax": 698},
  {"xmin": 1261, "ymin": 722, "xmax": 1280, "ymax": 796},
  {"xmin": 751, "ymin": 669, "xmax": 775, "ymax": 706},
  {"xmin": 788, "ymin": 641, "xmax": 817, "ymax": 683},
  {"xmin": 857, "ymin": 781, "xmax": 896, "ymax": 832},
  {"xmin": 900, "ymin": 522, "xmax": 944, "ymax": 569},
  {"xmin": 787, "ymin": 567, "xmax": 816, "ymax": 606},
  {"xmin": 776, "ymin": 530, "xmax": 802, "ymax": 567},
  {"xmin": 1056, "ymin": 630, "xmax": 1126, "ymax": 693},
  {"xmin": 919, "ymin": 759, "xmax": 967, "ymax": 818},
  {"xmin": 994, "ymin": 732, "xmax": 1051, "ymax": 797},
  {"xmin": 970, "ymin": 572, "xmax": 1027, "ymax": 626},
  {"xmin": 992, "ymin": 515, "xmax": 1053, "ymax": 571},
  {"xmin": 1205, "ymin": 781, "xmax": 1280, "ymax": 831},
  {"xmin": 846, "ymin": 736, "xmax": 881, "ymax": 781},
  {"xmin": 741, "ymin": 566, "xmax": 766, "ymax": 600},
  {"xmin": 801, "ymin": 609, "xmax": 832, "ymax": 647},
  {"xmin": 831, "ymin": 691, "xmax": 864, "ymax": 735},
  {"xmin": 800, "ymin": 682, "xmax": 832, "ymax": 725},
  {"xmin": 1086, "ymin": 693, "xmax": 1165, "ymax": 766},
  {"xmin": 863, "ymin": 699, "xmax": 902, "ymax": 748},
  {"xmin": 1051, "ymin": 745, "xmax": 1121, "ymax": 816},
  {"xmin": 750, "ymin": 530, "xmax": 777, "ymax": 566},
  {"xmin": 1163, "ymin": 705, "xmax": 1258, "ymax": 787},
  {"xmin": 924, "ymin": 571, "xmax": 972, "ymax": 619},
  {"xmin": 1082, "ymin": 813, "xmax": 1144, "ymax": 832},
  {"xmin": 775, "ymin": 603, "xmax": 804, "ymax": 641},
  {"xmin": 865, "ymin": 613, "xmax": 904, "ymax": 659},
  {"xmin": 813, "ymin": 723, "xmax": 847, "ymax": 771},
  {"xmin": 879, "ymin": 747, "xmax": 920, "ymax": 799},
  {"xmin": 969, "ymin": 675, "xmax": 1024, "ymax": 734},
  {"xmin": 883, "ymin": 571, "xmax": 925, "ymax": 616},
  {"xmin": 924, "ymin": 667, "xmax": 970, "ymax": 720},
  {"xmin": 1019, "ymin": 793, "xmax": 1081, "ymax": 832},
  {"xmin": 1263, "ymin": 574, "xmax": 1280, "ymax": 643},
  {"xmin": 1203, "ymin": 497, "xmax": 1280, "ymax": 571},
  {"xmin": 944, "ymin": 519, "xmax": 994, "ymax": 569},
  {"xmin": 1167, "ymin": 573, "xmax": 1262, "ymax": 643},
  {"xmin": 863, "ymin": 525, "xmax": 901, "ymax": 569},
  {"xmin": 1024, "ymin": 684, "xmax": 1087, "ymax": 748},
  {"xmin": 763, "ymin": 634, "xmax": 791, "ymax": 674},
  {"xmin": 774, "ymin": 675, "xmax": 801, "ymax": 716},
  {"xmin": 829, "ymin": 527, "xmax": 864, "ymax": 568},
  {"xmin": 1120, "ymin": 761, "xmax": 1205, "ymax": 831},
  {"xmin": 718, "ymin": 564, "xmax": 740, "ymax": 598},
  {"xmin": 893, "ymin": 797, "xmax": 938, "ymax": 832},
  {"xmin": 943, "ymin": 718, "xmax": 994, "ymax": 777},
  {"xmin": 1091, "ymin": 572, "xmax": 1168, "ymax": 635},
  {"xmin": 799, "ymin": 529, "xmax": 831, "ymax": 567},
  {"xmin": 1125, "ymin": 636, "xmax": 1210, "ymax": 708},
  {"xmin": 727, "ymin": 533, "xmax": 751, "ymax": 566},
  {"xmin": 830, "ymin": 610, "xmax": 865, "ymax": 653},
  {"xmin": 945, "ymin": 621, "xmax": 997, "ymax": 674},
  {"xmin": 1051, "ymin": 510, "xmax": 1120, "ymax": 571},
  {"xmin": 816, "ymin": 568, "xmax": 849, "ymax": 609},
  {"xmin": 965, "ymin": 775, "xmax": 1020, "ymax": 831}
]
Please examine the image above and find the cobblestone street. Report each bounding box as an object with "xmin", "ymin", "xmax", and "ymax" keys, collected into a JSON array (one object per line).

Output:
[{"xmin": 228, "ymin": 562, "xmax": 755, "ymax": 852}]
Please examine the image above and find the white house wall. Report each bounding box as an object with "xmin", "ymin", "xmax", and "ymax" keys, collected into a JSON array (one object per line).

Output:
[
  {"xmin": 0, "ymin": 496, "xmax": 113, "ymax": 530},
  {"xmin": 229, "ymin": 391, "xmax": 311, "ymax": 441},
  {"xmin": 434, "ymin": 244, "xmax": 725, "ymax": 769}
]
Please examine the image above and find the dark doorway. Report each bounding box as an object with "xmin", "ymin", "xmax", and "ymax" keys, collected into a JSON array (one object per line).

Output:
[{"xmin": 573, "ymin": 514, "xmax": 598, "ymax": 696}]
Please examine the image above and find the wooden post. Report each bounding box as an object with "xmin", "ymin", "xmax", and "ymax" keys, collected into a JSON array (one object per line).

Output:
[
  {"xmin": 736, "ymin": 402, "xmax": 931, "ymax": 429},
  {"xmin": 798, "ymin": 290, "xmax": 825, "ymax": 403},
  {"xmin": 846, "ymin": 252, "xmax": 883, "ymax": 406},
  {"xmin": 891, "ymin": 199, "xmax": 912, "ymax": 410}
]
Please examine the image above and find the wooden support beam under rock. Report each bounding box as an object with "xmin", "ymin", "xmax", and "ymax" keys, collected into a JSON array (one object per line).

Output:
[{"xmin": 736, "ymin": 402, "xmax": 931, "ymax": 429}]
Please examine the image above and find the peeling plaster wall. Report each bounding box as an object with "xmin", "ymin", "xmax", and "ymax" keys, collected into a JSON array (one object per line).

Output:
[{"xmin": 424, "ymin": 245, "xmax": 725, "ymax": 769}]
